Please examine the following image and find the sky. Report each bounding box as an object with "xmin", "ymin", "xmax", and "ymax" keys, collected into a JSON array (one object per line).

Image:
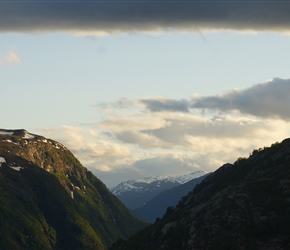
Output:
[{"xmin": 1, "ymin": 0, "xmax": 290, "ymax": 187}]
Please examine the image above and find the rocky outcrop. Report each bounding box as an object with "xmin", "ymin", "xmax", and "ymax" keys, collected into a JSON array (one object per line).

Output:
[{"xmin": 0, "ymin": 129, "xmax": 146, "ymax": 250}]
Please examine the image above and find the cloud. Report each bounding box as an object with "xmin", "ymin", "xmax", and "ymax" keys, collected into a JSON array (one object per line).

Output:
[
  {"xmin": 114, "ymin": 130, "xmax": 169, "ymax": 149},
  {"xmin": 140, "ymin": 114, "xmax": 288, "ymax": 147},
  {"xmin": 0, "ymin": 51, "xmax": 21, "ymax": 65},
  {"xmin": 96, "ymin": 103, "xmax": 289, "ymax": 156},
  {"xmin": 99, "ymin": 115, "xmax": 168, "ymax": 132},
  {"xmin": 37, "ymin": 78, "xmax": 290, "ymax": 187},
  {"xmin": 112, "ymin": 78, "xmax": 290, "ymax": 121},
  {"xmin": 133, "ymin": 154, "xmax": 202, "ymax": 177},
  {"xmin": 1, "ymin": 1, "xmax": 290, "ymax": 34},
  {"xmin": 39, "ymin": 126, "xmax": 132, "ymax": 172},
  {"xmin": 192, "ymin": 78, "xmax": 290, "ymax": 120},
  {"xmin": 96, "ymin": 98, "xmax": 139, "ymax": 110},
  {"xmin": 140, "ymin": 98, "xmax": 190, "ymax": 113}
]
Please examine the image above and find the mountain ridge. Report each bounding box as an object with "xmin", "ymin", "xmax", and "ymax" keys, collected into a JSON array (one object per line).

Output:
[
  {"xmin": 0, "ymin": 129, "xmax": 146, "ymax": 249},
  {"xmin": 110, "ymin": 171, "xmax": 207, "ymax": 210},
  {"xmin": 134, "ymin": 174, "xmax": 209, "ymax": 222},
  {"xmin": 110, "ymin": 138, "xmax": 290, "ymax": 250}
]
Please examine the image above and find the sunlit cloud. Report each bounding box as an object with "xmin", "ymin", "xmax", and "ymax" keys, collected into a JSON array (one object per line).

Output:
[
  {"xmin": 39, "ymin": 126, "xmax": 132, "ymax": 173},
  {"xmin": 99, "ymin": 115, "xmax": 168, "ymax": 132},
  {"xmin": 38, "ymin": 78, "xmax": 290, "ymax": 187},
  {"xmin": 114, "ymin": 130, "xmax": 170, "ymax": 149},
  {"xmin": 0, "ymin": 51, "xmax": 21, "ymax": 65}
]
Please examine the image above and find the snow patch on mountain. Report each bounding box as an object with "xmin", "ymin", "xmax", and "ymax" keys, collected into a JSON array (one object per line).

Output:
[
  {"xmin": 110, "ymin": 170, "xmax": 207, "ymax": 196},
  {"xmin": 0, "ymin": 157, "xmax": 6, "ymax": 166},
  {"xmin": 0, "ymin": 131, "xmax": 13, "ymax": 135},
  {"xmin": 172, "ymin": 171, "xmax": 207, "ymax": 184},
  {"xmin": 0, "ymin": 129, "xmax": 68, "ymax": 151},
  {"xmin": 9, "ymin": 166, "xmax": 23, "ymax": 171},
  {"xmin": 23, "ymin": 132, "xmax": 35, "ymax": 139}
]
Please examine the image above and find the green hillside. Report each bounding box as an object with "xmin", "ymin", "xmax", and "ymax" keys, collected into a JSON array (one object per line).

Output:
[{"xmin": 0, "ymin": 129, "xmax": 146, "ymax": 250}]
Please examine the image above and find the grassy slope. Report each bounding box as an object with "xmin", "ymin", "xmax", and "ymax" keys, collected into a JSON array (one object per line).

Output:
[{"xmin": 0, "ymin": 131, "xmax": 146, "ymax": 249}]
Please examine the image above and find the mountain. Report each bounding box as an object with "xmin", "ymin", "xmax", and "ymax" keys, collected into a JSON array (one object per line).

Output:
[
  {"xmin": 134, "ymin": 174, "xmax": 209, "ymax": 223},
  {"xmin": 0, "ymin": 129, "xmax": 146, "ymax": 250},
  {"xmin": 110, "ymin": 139, "xmax": 290, "ymax": 250},
  {"xmin": 110, "ymin": 171, "xmax": 207, "ymax": 210}
]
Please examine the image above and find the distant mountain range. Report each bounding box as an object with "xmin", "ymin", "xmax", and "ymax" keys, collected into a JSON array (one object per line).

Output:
[
  {"xmin": 0, "ymin": 129, "xmax": 146, "ymax": 250},
  {"xmin": 110, "ymin": 139, "xmax": 290, "ymax": 250},
  {"xmin": 134, "ymin": 174, "xmax": 209, "ymax": 222},
  {"xmin": 110, "ymin": 171, "xmax": 207, "ymax": 210}
]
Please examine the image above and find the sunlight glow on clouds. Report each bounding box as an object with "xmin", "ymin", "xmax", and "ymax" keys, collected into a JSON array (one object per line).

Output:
[
  {"xmin": 40, "ymin": 126, "xmax": 133, "ymax": 173},
  {"xmin": 39, "ymin": 78, "xmax": 290, "ymax": 186}
]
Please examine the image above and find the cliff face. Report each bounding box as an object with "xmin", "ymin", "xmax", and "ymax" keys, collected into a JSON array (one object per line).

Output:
[
  {"xmin": 111, "ymin": 139, "xmax": 290, "ymax": 250},
  {"xmin": 0, "ymin": 129, "xmax": 146, "ymax": 250}
]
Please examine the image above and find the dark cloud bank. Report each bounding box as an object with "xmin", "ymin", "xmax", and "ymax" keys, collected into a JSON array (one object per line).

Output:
[
  {"xmin": 141, "ymin": 98, "xmax": 190, "ymax": 113},
  {"xmin": 192, "ymin": 78, "xmax": 290, "ymax": 120},
  {"xmin": 1, "ymin": 0, "xmax": 290, "ymax": 33},
  {"xmin": 139, "ymin": 78, "xmax": 290, "ymax": 120}
]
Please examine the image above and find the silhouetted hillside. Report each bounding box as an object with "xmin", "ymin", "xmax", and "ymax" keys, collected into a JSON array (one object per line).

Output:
[
  {"xmin": 134, "ymin": 174, "xmax": 208, "ymax": 222},
  {"xmin": 111, "ymin": 139, "xmax": 290, "ymax": 250}
]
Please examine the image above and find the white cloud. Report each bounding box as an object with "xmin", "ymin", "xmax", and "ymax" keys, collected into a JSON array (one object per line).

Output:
[
  {"xmin": 39, "ymin": 126, "xmax": 132, "ymax": 173},
  {"xmin": 141, "ymin": 114, "xmax": 278, "ymax": 146},
  {"xmin": 99, "ymin": 115, "xmax": 168, "ymax": 132},
  {"xmin": 114, "ymin": 130, "xmax": 171, "ymax": 149},
  {"xmin": 132, "ymin": 154, "xmax": 202, "ymax": 177},
  {"xmin": 0, "ymin": 51, "xmax": 21, "ymax": 65}
]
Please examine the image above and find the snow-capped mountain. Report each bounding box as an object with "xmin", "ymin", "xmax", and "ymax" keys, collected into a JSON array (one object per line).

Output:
[
  {"xmin": 134, "ymin": 174, "xmax": 209, "ymax": 222},
  {"xmin": 110, "ymin": 170, "xmax": 207, "ymax": 209}
]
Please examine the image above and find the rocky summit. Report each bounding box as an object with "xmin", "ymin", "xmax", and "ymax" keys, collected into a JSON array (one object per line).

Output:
[
  {"xmin": 0, "ymin": 129, "xmax": 146, "ymax": 250},
  {"xmin": 111, "ymin": 139, "xmax": 290, "ymax": 250}
]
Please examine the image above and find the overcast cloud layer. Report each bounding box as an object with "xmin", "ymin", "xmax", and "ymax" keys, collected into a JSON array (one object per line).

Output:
[{"xmin": 1, "ymin": 1, "xmax": 290, "ymax": 34}]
